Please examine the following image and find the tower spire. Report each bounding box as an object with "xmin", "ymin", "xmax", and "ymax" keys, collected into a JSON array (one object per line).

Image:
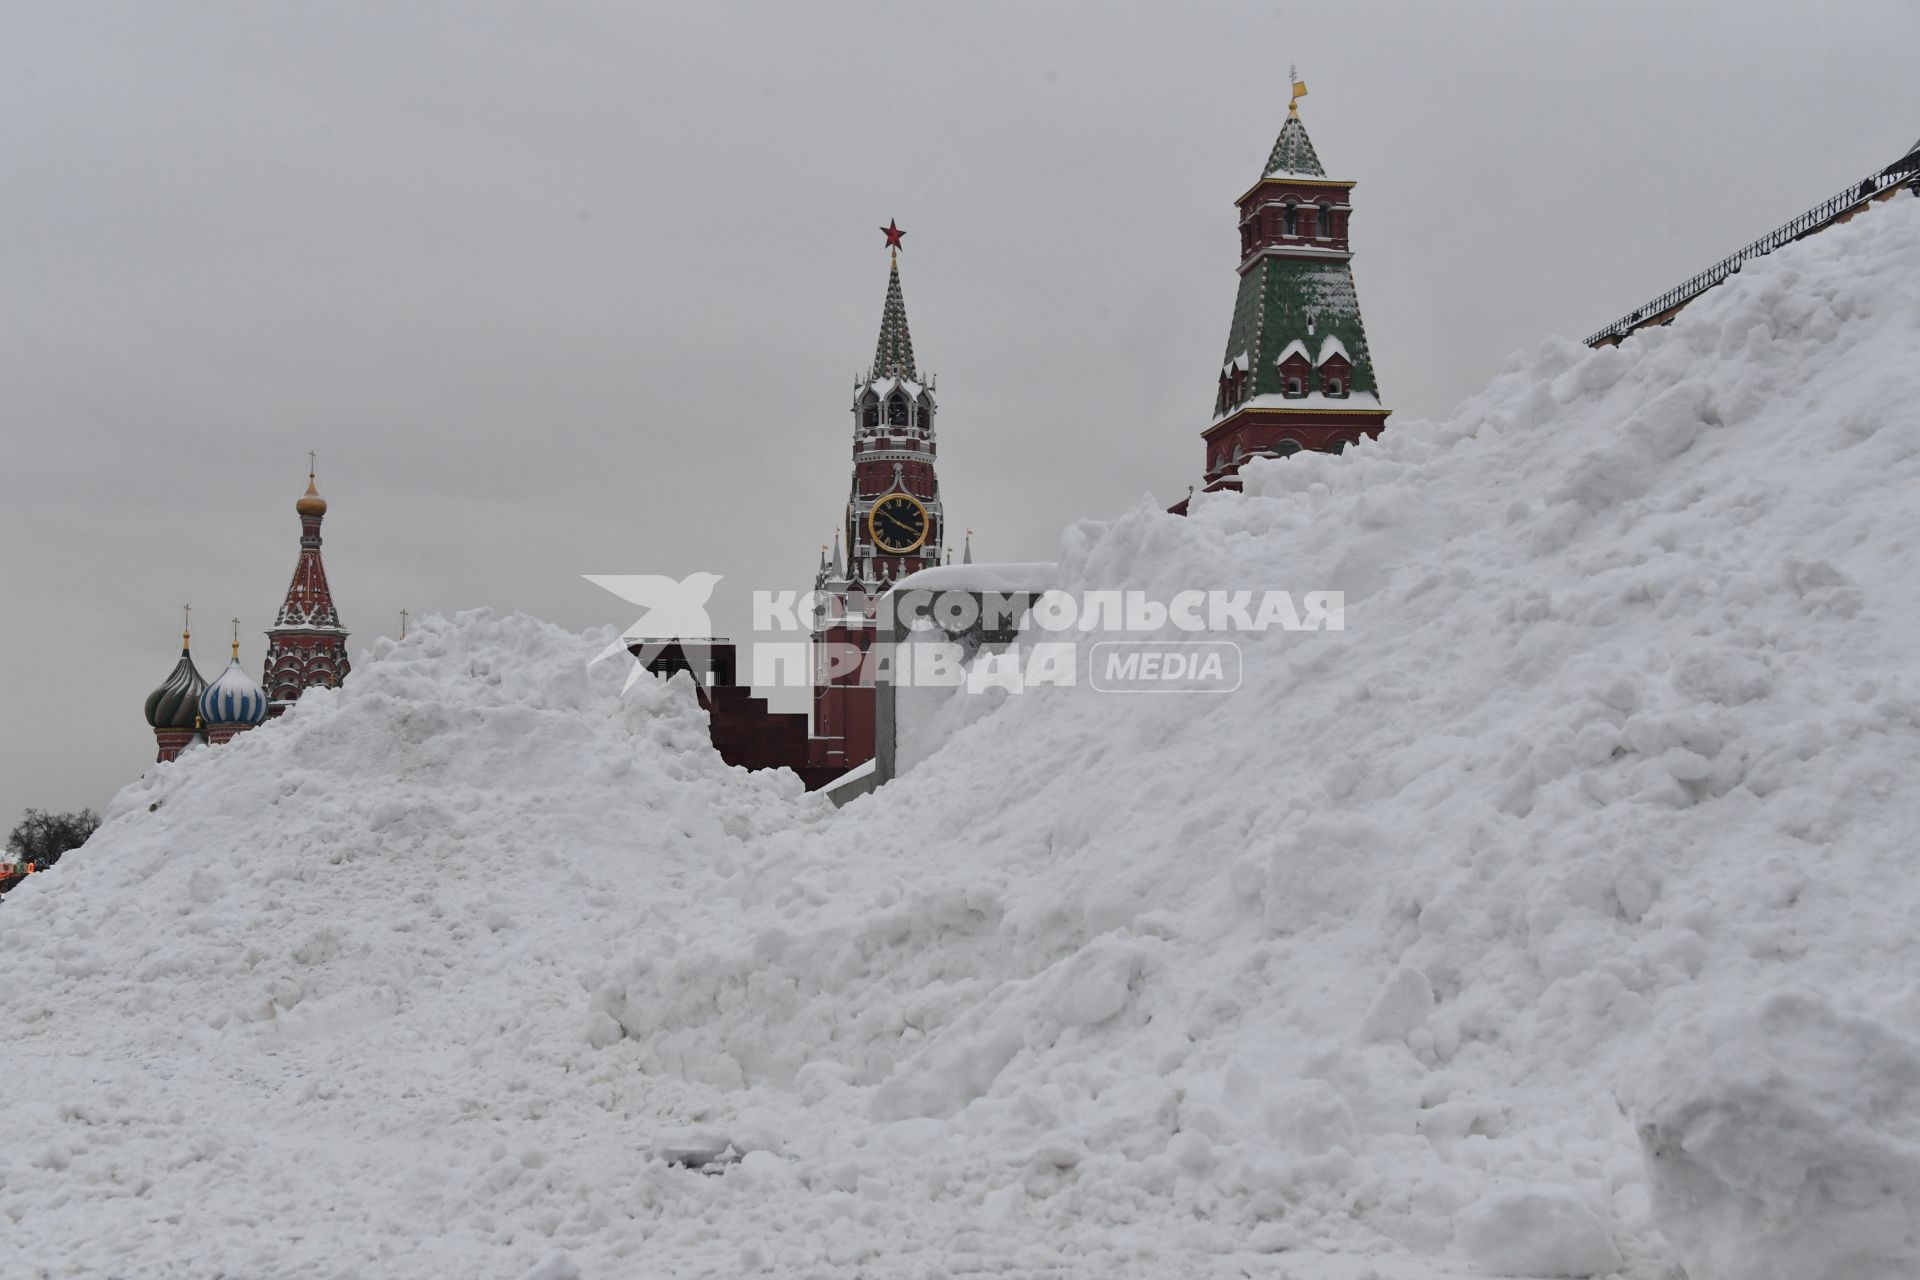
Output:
[
  {"xmin": 1263, "ymin": 111, "xmax": 1326, "ymax": 178},
  {"xmin": 872, "ymin": 225, "xmax": 917, "ymax": 381}
]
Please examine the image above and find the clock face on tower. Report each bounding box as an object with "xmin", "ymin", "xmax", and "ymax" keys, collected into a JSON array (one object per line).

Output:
[{"xmin": 868, "ymin": 493, "xmax": 930, "ymax": 555}]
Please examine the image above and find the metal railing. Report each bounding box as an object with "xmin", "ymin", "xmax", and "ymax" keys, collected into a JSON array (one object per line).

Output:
[{"xmin": 1586, "ymin": 158, "xmax": 1920, "ymax": 347}]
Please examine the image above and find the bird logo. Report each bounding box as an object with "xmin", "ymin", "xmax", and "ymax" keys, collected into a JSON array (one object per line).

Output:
[{"xmin": 582, "ymin": 572, "xmax": 723, "ymax": 692}]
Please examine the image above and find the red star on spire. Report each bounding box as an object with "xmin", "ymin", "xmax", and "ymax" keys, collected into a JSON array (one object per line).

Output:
[{"xmin": 880, "ymin": 219, "xmax": 905, "ymax": 251}]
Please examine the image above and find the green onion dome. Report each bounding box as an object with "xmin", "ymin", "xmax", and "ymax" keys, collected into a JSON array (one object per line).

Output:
[{"xmin": 144, "ymin": 637, "xmax": 207, "ymax": 730}]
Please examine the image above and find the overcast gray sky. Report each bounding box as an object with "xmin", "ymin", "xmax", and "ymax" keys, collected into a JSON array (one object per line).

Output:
[{"xmin": 5, "ymin": 0, "xmax": 1917, "ymax": 826}]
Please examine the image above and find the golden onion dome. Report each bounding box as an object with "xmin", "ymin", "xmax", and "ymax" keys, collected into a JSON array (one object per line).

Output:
[{"xmin": 296, "ymin": 473, "xmax": 328, "ymax": 518}]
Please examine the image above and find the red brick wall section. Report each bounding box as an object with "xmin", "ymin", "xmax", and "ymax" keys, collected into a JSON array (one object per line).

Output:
[{"xmin": 634, "ymin": 640, "xmax": 858, "ymax": 791}]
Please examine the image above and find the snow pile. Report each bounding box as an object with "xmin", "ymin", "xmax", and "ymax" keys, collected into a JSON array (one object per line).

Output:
[
  {"xmin": 1635, "ymin": 990, "xmax": 1920, "ymax": 1280},
  {"xmin": 6, "ymin": 196, "xmax": 1920, "ymax": 1278},
  {"xmin": 0, "ymin": 614, "xmax": 827, "ymax": 1276}
]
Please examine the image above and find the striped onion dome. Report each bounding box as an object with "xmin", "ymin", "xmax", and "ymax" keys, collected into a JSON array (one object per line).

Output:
[
  {"xmin": 144, "ymin": 643, "xmax": 208, "ymax": 730},
  {"xmin": 200, "ymin": 656, "xmax": 270, "ymax": 727}
]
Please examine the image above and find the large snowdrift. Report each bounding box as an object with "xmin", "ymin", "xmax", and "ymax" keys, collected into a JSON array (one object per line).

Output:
[{"xmin": 7, "ymin": 198, "xmax": 1920, "ymax": 1279}]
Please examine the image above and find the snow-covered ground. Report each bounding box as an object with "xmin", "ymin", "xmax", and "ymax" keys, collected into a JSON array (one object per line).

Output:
[{"xmin": 6, "ymin": 197, "xmax": 1920, "ymax": 1279}]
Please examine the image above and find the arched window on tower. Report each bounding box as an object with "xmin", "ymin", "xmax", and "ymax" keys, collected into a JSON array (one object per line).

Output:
[
  {"xmin": 1272, "ymin": 439, "xmax": 1303, "ymax": 458},
  {"xmin": 1285, "ymin": 377, "xmax": 1304, "ymax": 398},
  {"xmin": 1283, "ymin": 204, "xmax": 1298, "ymax": 237},
  {"xmin": 888, "ymin": 394, "xmax": 908, "ymax": 427},
  {"xmin": 862, "ymin": 393, "xmax": 880, "ymax": 429},
  {"xmin": 1316, "ymin": 206, "xmax": 1332, "ymax": 238}
]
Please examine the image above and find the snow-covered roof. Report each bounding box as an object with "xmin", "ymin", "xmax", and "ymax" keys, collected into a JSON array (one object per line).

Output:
[
  {"xmin": 889, "ymin": 561, "xmax": 1060, "ymax": 595},
  {"xmin": 1213, "ymin": 390, "xmax": 1385, "ymax": 422},
  {"xmin": 1238, "ymin": 243, "xmax": 1353, "ymax": 265},
  {"xmin": 1262, "ymin": 114, "xmax": 1326, "ymax": 180},
  {"xmin": 1273, "ymin": 338, "xmax": 1311, "ymax": 366},
  {"xmin": 1318, "ymin": 335, "xmax": 1351, "ymax": 365}
]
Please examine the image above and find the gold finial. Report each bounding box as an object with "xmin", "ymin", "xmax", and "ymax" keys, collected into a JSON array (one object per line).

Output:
[
  {"xmin": 182, "ymin": 603, "xmax": 192, "ymax": 647},
  {"xmin": 1289, "ymin": 65, "xmax": 1308, "ymax": 118},
  {"xmin": 231, "ymin": 617, "xmax": 241, "ymax": 660}
]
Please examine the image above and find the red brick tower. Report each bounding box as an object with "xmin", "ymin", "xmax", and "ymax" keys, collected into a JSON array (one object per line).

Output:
[
  {"xmin": 1185, "ymin": 78, "xmax": 1390, "ymax": 505},
  {"xmin": 263, "ymin": 460, "xmax": 350, "ymax": 714},
  {"xmin": 811, "ymin": 223, "xmax": 946, "ymax": 769}
]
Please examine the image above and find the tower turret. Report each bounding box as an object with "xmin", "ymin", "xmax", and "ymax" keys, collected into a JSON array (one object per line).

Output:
[
  {"xmin": 263, "ymin": 458, "xmax": 351, "ymax": 713},
  {"xmin": 1192, "ymin": 79, "xmax": 1390, "ymax": 498}
]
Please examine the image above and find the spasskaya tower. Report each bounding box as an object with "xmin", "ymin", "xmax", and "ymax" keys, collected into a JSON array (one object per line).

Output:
[
  {"xmin": 811, "ymin": 221, "xmax": 947, "ymax": 768},
  {"xmin": 840, "ymin": 220, "xmax": 945, "ymax": 585}
]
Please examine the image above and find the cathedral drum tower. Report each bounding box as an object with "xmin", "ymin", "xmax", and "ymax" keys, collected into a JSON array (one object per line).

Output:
[
  {"xmin": 263, "ymin": 460, "xmax": 351, "ymax": 713},
  {"xmin": 811, "ymin": 222, "xmax": 946, "ymax": 769},
  {"xmin": 1188, "ymin": 76, "xmax": 1390, "ymax": 503}
]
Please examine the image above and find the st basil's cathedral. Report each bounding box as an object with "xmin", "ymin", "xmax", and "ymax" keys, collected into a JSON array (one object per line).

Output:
[{"xmin": 142, "ymin": 465, "xmax": 351, "ymax": 762}]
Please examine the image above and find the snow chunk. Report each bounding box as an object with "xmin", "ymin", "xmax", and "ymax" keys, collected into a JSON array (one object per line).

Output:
[
  {"xmin": 1635, "ymin": 990, "xmax": 1920, "ymax": 1280},
  {"xmin": 1359, "ymin": 966, "xmax": 1434, "ymax": 1042},
  {"xmin": 1456, "ymin": 1184, "xmax": 1623, "ymax": 1277}
]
